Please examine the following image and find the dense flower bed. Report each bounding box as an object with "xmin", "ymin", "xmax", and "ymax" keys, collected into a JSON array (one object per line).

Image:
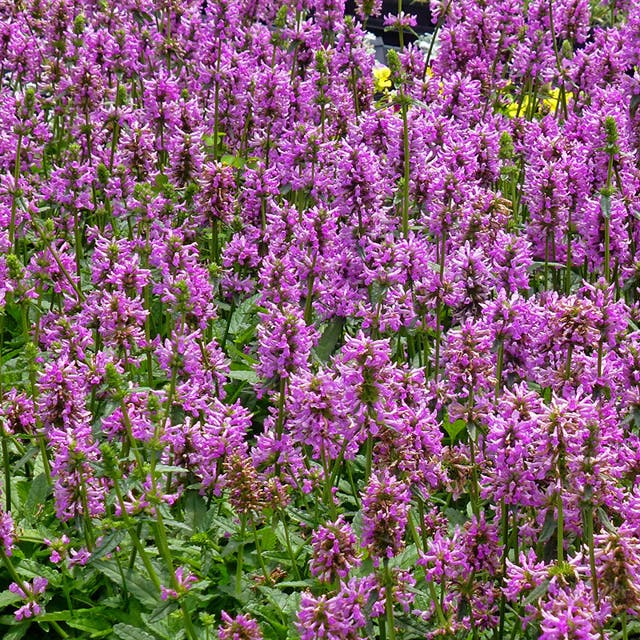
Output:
[{"xmin": 1, "ymin": 0, "xmax": 640, "ymax": 638}]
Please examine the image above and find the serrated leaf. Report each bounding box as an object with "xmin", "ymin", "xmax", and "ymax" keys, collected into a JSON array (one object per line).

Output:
[
  {"xmin": 540, "ymin": 510, "xmax": 557, "ymax": 543},
  {"xmin": 228, "ymin": 295, "xmax": 259, "ymax": 337},
  {"xmin": 0, "ymin": 589, "xmax": 22, "ymax": 609},
  {"xmin": 183, "ymin": 491, "xmax": 207, "ymax": 533},
  {"xmin": 314, "ymin": 317, "xmax": 344, "ymax": 361},
  {"xmin": 93, "ymin": 560, "xmax": 160, "ymax": 607},
  {"xmin": 1, "ymin": 622, "xmax": 31, "ymax": 640},
  {"xmin": 36, "ymin": 610, "xmax": 72, "ymax": 622},
  {"xmin": 23, "ymin": 474, "xmax": 50, "ymax": 520},
  {"xmin": 597, "ymin": 507, "xmax": 617, "ymax": 534},
  {"xmin": 89, "ymin": 529, "xmax": 127, "ymax": 564},
  {"xmin": 12, "ymin": 447, "xmax": 39, "ymax": 474},
  {"xmin": 66, "ymin": 608, "xmax": 112, "ymax": 637},
  {"xmin": 442, "ymin": 416, "xmax": 466, "ymax": 442},
  {"xmin": 153, "ymin": 465, "xmax": 188, "ymax": 474},
  {"xmin": 523, "ymin": 579, "xmax": 550, "ymax": 605},
  {"xmin": 113, "ymin": 623, "xmax": 157, "ymax": 640},
  {"xmin": 146, "ymin": 599, "xmax": 180, "ymax": 624},
  {"xmin": 227, "ymin": 369, "xmax": 258, "ymax": 383},
  {"xmin": 16, "ymin": 559, "xmax": 60, "ymax": 584},
  {"xmin": 272, "ymin": 580, "xmax": 315, "ymax": 589},
  {"xmin": 600, "ymin": 193, "xmax": 611, "ymax": 218}
]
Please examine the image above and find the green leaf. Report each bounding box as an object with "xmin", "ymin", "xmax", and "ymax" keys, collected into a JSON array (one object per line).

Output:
[
  {"xmin": 539, "ymin": 510, "xmax": 557, "ymax": 543},
  {"xmin": 271, "ymin": 580, "xmax": 315, "ymax": 589},
  {"xmin": 93, "ymin": 560, "xmax": 160, "ymax": 608},
  {"xmin": 153, "ymin": 465, "xmax": 188, "ymax": 474},
  {"xmin": 442, "ymin": 416, "xmax": 466, "ymax": 442},
  {"xmin": 600, "ymin": 193, "xmax": 611, "ymax": 218},
  {"xmin": 113, "ymin": 623, "xmax": 157, "ymax": 640},
  {"xmin": 314, "ymin": 318, "xmax": 344, "ymax": 361},
  {"xmin": 1, "ymin": 622, "xmax": 31, "ymax": 640},
  {"xmin": 16, "ymin": 560, "xmax": 60, "ymax": 585},
  {"xmin": 146, "ymin": 599, "xmax": 180, "ymax": 624},
  {"xmin": 0, "ymin": 589, "xmax": 22, "ymax": 609},
  {"xmin": 220, "ymin": 154, "xmax": 245, "ymax": 169},
  {"xmin": 88, "ymin": 529, "xmax": 127, "ymax": 564},
  {"xmin": 23, "ymin": 473, "xmax": 51, "ymax": 521},
  {"xmin": 227, "ymin": 369, "xmax": 258, "ymax": 383},
  {"xmin": 66, "ymin": 608, "xmax": 113, "ymax": 637},
  {"xmin": 183, "ymin": 491, "xmax": 207, "ymax": 534},
  {"xmin": 12, "ymin": 447, "xmax": 39, "ymax": 475},
  {"xmin": 523, "ymin": 579, "xmax": 550, "ymax": 605},
  {"xmin": 597, "ymin": 507, "xmax": 617, "ymax": 534},
  {"xmin": 228, "ymin": 295, "xmax": 259, "ymax": 337},
  {"xmin": 35, "ymin": 610, "xmax": 73, "ymax": 622}
]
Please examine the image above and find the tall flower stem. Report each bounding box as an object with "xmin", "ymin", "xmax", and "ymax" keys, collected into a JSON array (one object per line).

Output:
[
  {"xmin": 0, "ymin": 429, "xmax": 10, "ymax": 513},
  {"xmin": 383, "ymin": 559, "xmax": 397, "ymax": 640},
  {"xmin": 154, "ymin": 510, "xmax": 198, "ymax": 640},
  {"xmin": 582, "ymin": 502, "xmax": 599, "ymax": 607},
  {"xmin": 9, "ymin": 132, "xmax": 22, "ymax": 251},
  {"xmin": 400, "ymin": 93, "xmax": 410, "ymax": 239},
  {"xmin": 236, "ymin": 514, "xmax": 247, "ymax": 596}
]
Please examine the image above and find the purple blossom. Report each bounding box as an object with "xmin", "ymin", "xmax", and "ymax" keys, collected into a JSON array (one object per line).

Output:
[
  {"xmin": 219, "ymin": 611, "xmax": 263, "ymax": 640},
  {"xmin": 310, "ymin": 515, "xmax": 361, "ymax": 583},
  {"xmin": 361, "ymin": 469, "xmax": 410, "ymax": 562}
]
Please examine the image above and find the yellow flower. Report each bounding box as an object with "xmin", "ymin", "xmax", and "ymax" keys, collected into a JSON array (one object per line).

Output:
[
  {"xmin": 373, "ymin": 66, "xmax": 392, "ymax": 92},
  {"xmin": 542, "ymin": 87, "xmax": 573, "ymax": 112},
  {"xmin": 505, "ymin": 95, "xmax": 530, "ymax": 118}
]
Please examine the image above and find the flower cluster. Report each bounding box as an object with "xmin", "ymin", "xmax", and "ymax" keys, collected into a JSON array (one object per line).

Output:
[{"xmin": 0, "ymin": 0, "xmax": 639, "ymax": 637}]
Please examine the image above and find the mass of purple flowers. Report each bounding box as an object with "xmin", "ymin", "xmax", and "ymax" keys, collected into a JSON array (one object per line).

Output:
[{"xmin": 1, "ymin": 0, "xmax": 640, "ymax": 638}]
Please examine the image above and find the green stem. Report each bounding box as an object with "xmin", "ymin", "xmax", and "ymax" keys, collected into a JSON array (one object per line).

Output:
[
  {"xmin": 397, "ymin": 0, "xmax": 404, "ymax": 50},
  {"xmin": 275, "ymin": 378, "xmax": 286, "ymax": 439},
  {"xmin": 303, "ymin": 254, "xmax": 317, "ymax": 325},
  {"xmin": 583, "ymin": 504, "xmax": 599, "ymax": 606},
  {"xmin": 236, "ymin": 514, "xmax": 246, "ymax": 596},
  {"xmin": 384, "ymin": 559, "xmax": 396, "ymax": 640},
  {"xmin": 565, "ymin": 209, "xmax": 572, "ymax": 294},
  {"xmin": 434, "ymin": 230, "xmax": 446, "ymax": 384},
  {"xmin": 9, "ymin": 133, "xmax": 22, "ymax": 251},
  {"xmin": 154, "ymin": 511, "xmax": 198, "ymax": 640},
  {"xmin": 279, "ymin": 511, "xmax": 301, "ymax": 579},
  {"xmin": 557, "ymin": 491, "xmax": 564, "ymax": 563},
  {"xmin": 427, "ymin": 580, "xmax": 447, "ymax": 627},
  {"xmin": 495, "ymin": 340, "xmax": 504, "ymax": 402},
  {"xmin": 112, "ymin": 475, "xmax": 161, "ymax": 591},
  {"xmin": 400, "ymin": 94, "xmax": 410, "ymax": 239},
  {"xmin": 604, "ymin": 211, "xmax": 611, "ymax": 283},
  {"xmin": 468, "ymin": 434, "xmax": 480, "ymax": 519},
  {"xmin": 498, "ymin": 499, "xmax": 509, "ymax": 640},
  {"xmin": 252, "ymin": 522, "xmax": 271, "ymax": 584},
  {"xmin": 1, "ymin": 425, "xmax": 11, "ymax": 513}
]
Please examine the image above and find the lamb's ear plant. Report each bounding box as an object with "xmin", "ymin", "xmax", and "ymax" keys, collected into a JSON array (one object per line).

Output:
[{"xmin": 1, "ymin": 0, "xmax": 640, "ymax": 638}]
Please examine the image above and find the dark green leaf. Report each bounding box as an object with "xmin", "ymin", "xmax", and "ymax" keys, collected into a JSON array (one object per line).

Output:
[
  {"xmin": 540, "ymin": 510, "xmax": 557, "ymax": 543},
  {"xmin": 523, "ymin": 579, "xmax": 550, "ymax": 605},
  {"xmin": 0, "ymin": 589, "xmax": 22, "ymax": 609},
  {"xmin": 93, "ymin": 560, "xmax": 160, "ymax": 607},
  {"xmin": 443, "ymin": 416, "xmax": 466, "ymax": 442},
  {"xmin": 23, "ymin": 473, "xmax": 51, "ymax": 521},
  {"xmin": 314, "ymin": 318, "xmax": 344, "ymax": 361},
  {"xmin": 66, "ymin": 608, "xmax": 112, "ymax": 638},
  {"xmin": 1, "ymin": 622, "xmax": 31, "ymax": 640},
  {"xmin": 227, "ymin": 369, "xmax": 258, "ymax": 383},
  {"xmin": 88, "ymin": 529, "xmax": 127, "ymax": 564},
  {"xmin": 113, "ymin": 623, "xmax": 157, "ymax": 640},
  {"xmin": 600, "ymin": 193, "xmax": 611, "ymax": 218},
  {"xmin": 147, "ymin": 599, "xmax": 180, "ymax": 624}
]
